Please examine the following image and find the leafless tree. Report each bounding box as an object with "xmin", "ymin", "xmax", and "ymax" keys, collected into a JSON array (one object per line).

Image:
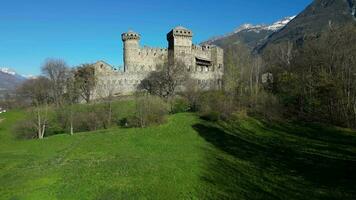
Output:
[
  {"xmin": 41, "ymin": 58, "xmax": 70, "ymax": 107},
  {"xmin": 18, "ymin": 77, "xmax": 51, "ymax": 139},
  {"xmin": 139, "ymin": 60, "xmax": 191, "ymax": 99},
  {"xmin": 63, "ymin": 70, "xmax": 80, "ymax": 135}
]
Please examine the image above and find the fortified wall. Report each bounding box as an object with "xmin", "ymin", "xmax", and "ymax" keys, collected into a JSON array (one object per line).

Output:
[{"xmin": 93, "ymin": 26, "xmax": 224, "ymax": 98}]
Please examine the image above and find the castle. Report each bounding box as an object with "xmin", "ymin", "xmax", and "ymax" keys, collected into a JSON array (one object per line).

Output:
[{"xmin": 93, "ymin": 26, "xmax": 224, "ymax": 98}]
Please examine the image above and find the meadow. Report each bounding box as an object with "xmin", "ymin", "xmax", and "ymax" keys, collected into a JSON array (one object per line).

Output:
[{"xmin": 1, "ymin": 102, "xmax": 356, "ymax": 199}]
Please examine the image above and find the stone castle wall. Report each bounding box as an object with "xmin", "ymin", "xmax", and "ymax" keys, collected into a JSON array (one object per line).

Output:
[{"xmin": 93, "ymin": 27, "xmax": 224, "ymax": 99}]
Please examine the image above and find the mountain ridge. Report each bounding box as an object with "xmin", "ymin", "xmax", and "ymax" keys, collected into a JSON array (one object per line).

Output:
[
  {"xmin": 0, "ymin": 67, "xmax": 27, "ymax": 91},
  {"xmin": 202, "ymin": 16, "xmax": 295, "ymax": 50},
  {"xmin": 257, "ymin": 0, "xmax": 356, "ymax": 52}
]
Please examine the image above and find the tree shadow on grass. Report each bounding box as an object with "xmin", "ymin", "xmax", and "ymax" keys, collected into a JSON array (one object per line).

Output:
[{"xmin": 193, "ymin": 122, "xmax": 356, "ymax": 199}]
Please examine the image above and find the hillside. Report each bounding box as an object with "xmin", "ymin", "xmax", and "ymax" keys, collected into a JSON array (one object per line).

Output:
[
  {"xmin": 1, "ymin": 105, "xmax": 356, "ymax": 199},
  {"xmin": 258, "ymin": 0, "xmax": 356, "ymax": 51},
  {"xmin": 0, "ymin": 68, "xmax": 26, "ymax": 92},
  {"xmin": 202, "ymin": 17, "xmax": 294, "ymax": 50},
  {"xmin": 203, "ymin": 0, "xmax": 356, "ymax": 52}
]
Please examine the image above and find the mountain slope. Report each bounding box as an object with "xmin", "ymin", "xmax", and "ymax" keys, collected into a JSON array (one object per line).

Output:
[
  {"xmin": 0, "ymin": 68, "xmax": 26, "ymax": 91},
  {"xmin": 202, "ymin": 17, "xmax": 295, "ymax": 50},
  {"xmin": 258, "ymin": 0, "xmax": 356, "ymax": 51}
]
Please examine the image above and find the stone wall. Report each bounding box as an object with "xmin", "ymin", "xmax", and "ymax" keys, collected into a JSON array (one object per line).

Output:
[{"xmin": 93, "ymin": 27, "xmax": 224, "ymax": 99}]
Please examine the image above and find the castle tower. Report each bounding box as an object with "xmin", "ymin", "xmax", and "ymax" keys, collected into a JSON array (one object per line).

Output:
[
  {"xmin": 167, "ymin": 26, "xmax": 193, "ymax": 66},
  {"xmin": 122, "ymin": 30, "xmax": 140, "ymax": 72}
]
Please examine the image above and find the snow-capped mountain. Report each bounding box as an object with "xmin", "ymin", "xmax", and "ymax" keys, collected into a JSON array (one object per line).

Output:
[
  {"xmin": 258, "ymin": 0, "xmax": 356, "ymax": 52},
  {"xmin": 0, "ymin": 67, "xmax": 29, "ymax": 79},
  {"xmin": 233, "ymin": 16, "xmax": 295, "ymax": 33},
  {"xmin": 0, "ymin": 67, "xmax": 27, "ymax": 91},
  {"xmin": 0, "ymin": 68, "xmax": 17, "ymax": 76},
  {"xmin": 203, "ymin": 16, "xmax": 295, "ymax": 46}
]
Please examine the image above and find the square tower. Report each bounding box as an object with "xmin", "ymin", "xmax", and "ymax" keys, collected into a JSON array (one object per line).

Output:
[{"xmin": 167, "ymin": 27, "xmax": 193, "ymax": 67}]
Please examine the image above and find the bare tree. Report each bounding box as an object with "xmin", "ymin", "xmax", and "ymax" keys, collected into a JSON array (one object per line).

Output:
[
  {"xmin": 18, "ymin": 77, "xmax": 51, "ymax": 139},
  {"xmin": 139, "ymin": 60, "xmax": 190, "ymax": 99},
  {"xmin": 63, "ymin": 70, "xmax": 80, "ymax": 135},
  {"xmin": 41, "ymin": 58, "xmax": 69, "ymax": 107}
]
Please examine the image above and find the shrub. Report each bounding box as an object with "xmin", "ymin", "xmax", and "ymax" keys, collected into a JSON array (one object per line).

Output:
[
  {"xmin": 73, "ymin": 104, "xmax": 108, "ymax": 132},
  {"xmin": 197, "ymin": 91, "xmax": 236, "ymax": 121},
  {"xmin": 12, "ymin": 119, "xmax": 37, "ymax": 139},
  {"xmin": 171, "ymin": 97, "xmax": 190, "ymax": 114},
  {"xmin": 126, "ymin": 94, "xmax": 169, "ymax": 128}
]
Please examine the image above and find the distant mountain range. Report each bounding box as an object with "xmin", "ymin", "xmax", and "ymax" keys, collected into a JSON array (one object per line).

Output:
[
  {"xmin": 0, "ymin": 68, "xmax": 27, "ymax": 91},
  {"xmin": 202, "ymin": 16, "xmax": 295, "ymax": 49},
  {"xmin": 258, "ymin": 0, "xmax": 356, "ymax": 51},
  {"xmin": 204, "ymin": 0, "xmax": 356, "ymax": 52}
]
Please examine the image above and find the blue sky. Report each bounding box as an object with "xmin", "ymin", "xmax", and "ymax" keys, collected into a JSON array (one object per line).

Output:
[{"xmin": 0, "ymin": 0, "xmax": 312, "ymax": 75}]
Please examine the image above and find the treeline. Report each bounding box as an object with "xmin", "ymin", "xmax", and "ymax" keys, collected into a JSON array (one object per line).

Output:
[
  {"xmin": 10, "ymin": 59, "xmax": 98, "ymax": 138},
  {"xmin": 8, "ymin": 59, "xmax": 225, "ymax": 139},
  {"xmin": 215, "ymin": 23, "xmax": 356, "ymax": 129},
  {"xmin": 263, "ymin": 23, "xmax": 356, "ymax": 128}
]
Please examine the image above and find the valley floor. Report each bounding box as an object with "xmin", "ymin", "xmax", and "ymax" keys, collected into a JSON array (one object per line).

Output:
[{"xmin": 0, "ymin": 111, "xmax": 356, "ymax": 199}]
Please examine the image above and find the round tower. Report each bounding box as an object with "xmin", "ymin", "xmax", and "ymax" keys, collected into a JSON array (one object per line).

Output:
[{"xmin": 122, "ymin": 30, "xmax": 140, "ymax": 72}]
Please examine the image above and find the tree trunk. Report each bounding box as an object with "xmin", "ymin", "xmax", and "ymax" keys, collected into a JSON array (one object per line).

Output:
[{"xmin": 37, "ymin": 109, "xmax": 42, "ymax": 139}]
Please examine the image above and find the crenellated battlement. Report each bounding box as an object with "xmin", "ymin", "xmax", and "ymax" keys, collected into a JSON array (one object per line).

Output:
[{"xmin": 121, "ymin": 31, "xmax": 140, "ymax": 41}]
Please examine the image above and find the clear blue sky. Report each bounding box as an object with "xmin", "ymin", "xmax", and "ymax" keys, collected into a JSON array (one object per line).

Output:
[{"xmin": 0, "ymin": 0, "xmax": 312, "ymax": 75}]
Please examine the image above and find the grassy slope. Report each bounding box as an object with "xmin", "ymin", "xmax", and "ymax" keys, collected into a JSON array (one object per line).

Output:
[
  {"xmin": 1, "ymin": 108, "xmax": 356, "ymax": 199},
  {"xmin": 0, "ymin": 111, "xmax": 207, "ymax": 199}
]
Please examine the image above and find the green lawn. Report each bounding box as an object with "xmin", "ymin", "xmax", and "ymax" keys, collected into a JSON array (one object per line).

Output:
[{"xmin": 1, "ymin": 109, "xmax": 356, "ymax": 199}]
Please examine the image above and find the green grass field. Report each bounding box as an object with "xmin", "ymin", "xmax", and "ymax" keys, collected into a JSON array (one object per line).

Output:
[{"xmin": 1, "ymin": 108, "xmax": 356, "ymax": 199}]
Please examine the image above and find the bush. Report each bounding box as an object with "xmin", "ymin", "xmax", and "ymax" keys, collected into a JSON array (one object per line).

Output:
[
  {"xmin": 126, "ymin": 94, "xmax": 169, "ymax": 128},
  {"xmin": 171, "ymin": 97, "xmax": 190, "ymax": 114},
  {"xmin": 72, "ymin": 104, "xmax": 108, "ymax": 132},
  {"xmin": 201, "ymin": 111, "xmax": 220, "ymax": 122},
  {"xmin": 197, "ymin": 91, "xmax": 236, "ymax": 121},
  {"xmin": 12, "ymin": 119, "xmax": 37, "ymax": 139}
]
